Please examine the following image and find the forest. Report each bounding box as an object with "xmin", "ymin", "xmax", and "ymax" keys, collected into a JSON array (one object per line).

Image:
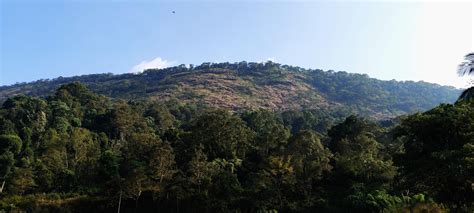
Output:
[{"xmin": 0, "ymin": 82, "xmax": 472, "ymax": 212}]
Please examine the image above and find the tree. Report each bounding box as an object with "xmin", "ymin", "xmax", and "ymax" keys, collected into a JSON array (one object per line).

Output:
[
  {"xmin": 35, "ymin": 129, "xmax": 63, "ymax": 191},
  {"xmin": 67, "ymin": 128, "xmax": 101, "ymax": 188},
  {"xmin": 144, "ymin": 102, "xmax": 177, "ymax": 136},
  {"xmin": 149, "ymin": 140, "xmax": 176, "ymax": 190},
  {"xmin": 457, "ymin": 52, "xmax": 474, "ymax": 101},
  {"xmin": 120, "ymin": 133, "xmax": 176, "ymax": 205},
  {"xmin": 188, "ymin": 109, "xmax": 254, "ymax": 160},
  {"xmin": 242, "ymin": 110, "xmax": 290, "ymax": 156},
  {"xmin": 98, "ymin": 150, "xmax": 120, "ymax": 181},
  {"xmin": 327, "ymin": 115, "xmax": 371, "ymax": 149},
  {"xmin": 0, "ymin": 115, "xmax": 16, "ymax": 135},
  {"xmin": 7, "ymin": 166, "xmax": 36, "ymax": 195},
  {"xmin": 48, "ymin": 100, "xmax": 75, "ymax": 132},
  {"xmin": 394, "ymin": 102, "xmax": 474, "ymax": 205},
  {"xmin": 332, "ymin": 135, "xmax": 395, "ymax": 183},
  {"xmin": 103, "ymin": 100, "xmax": 152, "ymax": 141},
  {"xmin": 458, "ymin": 52, "xmax": 474, "ymax": 76},
  {"xmin": 2, "ymin": 96, "xmax": 48, "ymax": 137},
  {"xmin": 0, "ymin": 80, "xmax": 472, "ymax": 211},
  {"xmin": 0, "ymin": 135, "xmax": 22, "ymax": 194},
  {"xmin": 326, "ymin": 116, "xmax": 396, "ymax": 211},
  {"xmin": 257, "ymin": 155, "xmax": 296, "ymax": 211},
  {"xmin": 187, "ymin": 144, "xmax": 215, "ymax": 194},
  {"xmin": 287, "ymin": 130, "xmax": 332, "ymax": 206},
  {"xmin": 53, "ymin": 82, "xmax": 108, "ymax": 119},
  {"xmin": 207, "ymin": 158, "xmax": 243, "ymax": 211}
]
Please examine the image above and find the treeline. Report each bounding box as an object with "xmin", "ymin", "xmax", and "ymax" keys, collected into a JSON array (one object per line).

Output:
[
  {"xmin": 0, "ymin": 62, "xmax": 460, "ymax": 118},
  {"xmin": 0, "ymin": 82, "xmax": 472, "ymax": 212}
]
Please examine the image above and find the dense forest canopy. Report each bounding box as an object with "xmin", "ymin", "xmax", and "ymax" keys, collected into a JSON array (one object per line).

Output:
[
  {"xmin": 0, "ymin": 62, "xmax": 461, "ymax": 119},
  {"xmin": 0, "ymin": 82, "xmax": 472, "ymax": 212}
]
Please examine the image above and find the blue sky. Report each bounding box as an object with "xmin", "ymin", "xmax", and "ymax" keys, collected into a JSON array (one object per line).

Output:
[{"xmin": 1, "ymin": 0, "xmax": 473, "ymax": 87}]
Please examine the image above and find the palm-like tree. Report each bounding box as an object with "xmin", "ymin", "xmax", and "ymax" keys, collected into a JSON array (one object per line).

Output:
[{"xmin": 457, "ymin": 52, "xmax": 474, "ymax": 101}]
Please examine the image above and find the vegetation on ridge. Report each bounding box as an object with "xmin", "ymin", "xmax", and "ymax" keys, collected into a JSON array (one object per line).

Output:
[{"xmin": 0, "ymin": 61, "xmax": 461, "ymax": 119}]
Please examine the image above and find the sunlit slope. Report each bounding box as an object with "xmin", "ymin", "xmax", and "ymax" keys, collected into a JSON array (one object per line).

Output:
[{"xmin": 0, "ymin": 62, "xmax": 461, "ymax": 119}]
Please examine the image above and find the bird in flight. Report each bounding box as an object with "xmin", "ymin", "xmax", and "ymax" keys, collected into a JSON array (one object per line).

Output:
[{"xmin": 172, "ymin": 11, "xmax": 175, "ymax": 14}]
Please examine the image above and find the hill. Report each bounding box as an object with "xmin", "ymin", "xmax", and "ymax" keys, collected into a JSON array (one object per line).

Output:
[{"xmin": 0, "ymin": 61, "xmax": 461, "ymax": 119}]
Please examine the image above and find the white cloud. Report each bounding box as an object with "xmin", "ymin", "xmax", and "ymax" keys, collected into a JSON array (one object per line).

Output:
[
  {"xmin": 130, "ymin": 57, "xmax": 176, "ymax": 73},
  {"xmin": 257, "ymin": 57, "xmax": 277, "ymax": 63}
]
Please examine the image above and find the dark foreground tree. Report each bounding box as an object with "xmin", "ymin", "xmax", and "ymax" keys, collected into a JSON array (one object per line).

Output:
[
  {"xmin": 394, "ymin": 101, "xmax": 474, "ymax": 208},
  {"xmin": 457, "ymin": 52, "xmax": 474, "ymax": 101}
]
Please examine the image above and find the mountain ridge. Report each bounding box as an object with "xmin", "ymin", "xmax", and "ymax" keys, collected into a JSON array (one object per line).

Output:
[{"xmin": 0, "ymin": 61, "xmax": 461, "ymax": 119}]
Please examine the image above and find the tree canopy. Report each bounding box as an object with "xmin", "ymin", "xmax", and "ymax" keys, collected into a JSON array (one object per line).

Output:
[{"xmin": 0, "ymin": 82, "xmax": 471, "ymax": 212}]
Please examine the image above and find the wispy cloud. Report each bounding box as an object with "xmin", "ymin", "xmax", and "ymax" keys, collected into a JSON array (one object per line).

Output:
[
  {"xmin": 266, "ymin": 57, "xmax": 276, "ymax": 62},
  {"xmin": 257, "ymin": 57, "xmax": 277, "ymax": 63},
  {"xmin": 130, "ymin": 57, "xmax": 176, "ymax": 73}
]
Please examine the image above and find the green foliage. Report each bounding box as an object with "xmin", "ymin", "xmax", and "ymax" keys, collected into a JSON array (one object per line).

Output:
[
  {"xmin": 188, "ymin": 109, "xmax": 254, "ymax": 160},
  {"xmin": 243, "ymin": 110, "xmax": 290, "ymax": 156},
  {"xmin": 287, "ymin": 130, "xmax": 332, "ymax": 189},
  {"xmin": 0, "ymin": 135, "xmax": 22, "ymax": 155},
  {"xmin": 0, "ymin": 82, "xmax": 471, "ymax": 212},
  {"xmin": 0, "ymin": 193, "xmax": 110, "ymax": 212},
  {"xmin": 328, "ymin": 116, "xmax": 396, "ymax": 183},
  {"xmin": 394, "ymin": 101, "xmax": 474, "ymax": 206},
  {"xmin": 187, "ymin": 144, "xmax": 215, "ymax": 195},
  {"xmin": 118, "ymin": 133, "xmax": 176, "ymax": 202},
  {"xmin": 456, "ymin": 52, "xmax": 474, "ymax": 102},
  {"xmin": 0, "ymin": 62, "xmax": 461, "ymax": 119},
  {"xmin": 346, "ymin": 189, "xmax": 446, "ymax": 213},
  {"xmin": 98, "ymin": 150, "xmax": 120, "ymax": 182},
  {"xmin": 0, "ymin": 135, "xmax": 23, "ymax": 193}
]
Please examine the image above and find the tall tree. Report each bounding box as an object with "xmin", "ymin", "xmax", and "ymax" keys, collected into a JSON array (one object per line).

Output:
[
  {"xmin": 242, "ymin": 110, "xmax": 290, "ymax": 156},
  {"xmin": 188, "ymin": 109, "xmax": 254, "ymax": 160},
  {"xmin": 257, "ymin": 155, "xmax": 296, "ymax": 211},
  {"xmin": 394, "ymin": 102, "xmax": 474, "ymax": 205},
  {"xmin": 0, "ymin": 135, "xmax": 22, "ymax": 194},
  {"xmin": 120, "ymin": 133, "xmax": 176, "ymax": 205},
  {"xmin": 457, "ymin": 52, "xmax": 474, "ymax": 101},
  {"xmin": 287, "ymin": 130, "xmax": 332, "ymax": 206},
  {"xmin": 187, "ymin": 144, "xmax": 215, "ymax": 195},
  {"xmin": 326, "ymin": 116, "xmax": 396, "ymax": 211}
]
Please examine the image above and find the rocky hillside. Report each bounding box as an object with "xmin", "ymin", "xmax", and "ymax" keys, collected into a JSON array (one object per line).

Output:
[{"xmin": 0, "ymin": 61, "xmax": 461, "ymax": 119}]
